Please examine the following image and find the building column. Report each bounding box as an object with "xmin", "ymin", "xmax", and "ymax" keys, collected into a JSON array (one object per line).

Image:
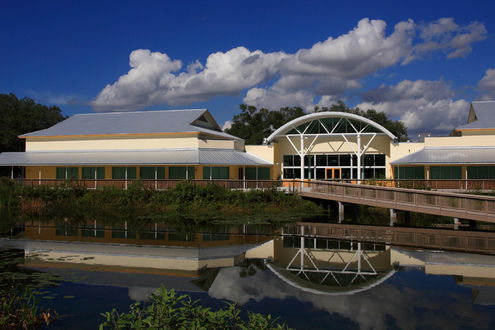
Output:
[{"xmin": 300, "ymin": 135, "xmax": 305, "ymax": 188}]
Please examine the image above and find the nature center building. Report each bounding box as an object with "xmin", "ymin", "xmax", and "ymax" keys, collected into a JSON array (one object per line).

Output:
[
  {"xmin": 0, "ymin": 110, "xmax": 274, "ymax": 182},
  {"xmin": 1, "ymin": 101, "xmax": 495, "ymax": 184}
]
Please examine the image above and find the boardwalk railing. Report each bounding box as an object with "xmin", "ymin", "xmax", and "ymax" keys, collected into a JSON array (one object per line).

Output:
[
  {"xmin": 298, "ymin": 180, "xmax": 495, "ymax": 223},
  {"xmin": 284, "ymin": 222, "xmax": 495, "ymax": 254}
]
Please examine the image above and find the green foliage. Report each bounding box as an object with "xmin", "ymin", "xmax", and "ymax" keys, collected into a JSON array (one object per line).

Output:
[
  {"xmin": 225, "ymin": 101, "xmax": 409, "ymax": 145},
  {"xmin": 0, "ymin": 93, "xmax": 67, "ymax": 153},
  {"xmin": 225, "ymin": 104, "xmax": 305, "ymax": 145},
  {"xmin": 0, "ymin": 249, "xmax": 59, "ymax": 329},
  {"xmin": 99, "ymin": 285, "xmax": 293, "ymax": 330}
]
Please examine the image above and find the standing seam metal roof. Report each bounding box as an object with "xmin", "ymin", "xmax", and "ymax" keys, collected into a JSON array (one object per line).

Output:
[
  {"xmin": 456, "ymin": 101, "xmax": 495, "ymax": 130},
  {"xmin": 390, "ymin": 147, "xmax": 495, "ymax": 165},
  {"xmin": 0, "ymin": 149, "xmax": 272, "ymax": 166},
  {"xmin": 19, "ymin": 109, "xmax": 240, "ymax": 140}
]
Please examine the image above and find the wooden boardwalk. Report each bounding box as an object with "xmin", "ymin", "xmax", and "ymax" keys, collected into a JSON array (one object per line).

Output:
[
  {"xmin": 297, "ymin": 181, "xmax": 495, "ymax": 224},
  {"xmin": 284, "ymin": 222, "xmax": 495, "ymax": 255}
]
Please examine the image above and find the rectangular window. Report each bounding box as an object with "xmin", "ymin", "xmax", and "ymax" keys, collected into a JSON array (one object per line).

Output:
[
  {"xmin": 430, "ymin": 166, "xmax": 441, "ymax": 180},
  {"xmin": 56, "ymin": 167, "xmax": 65, "ymax": 179},
  {"xmin": 316, "ymin": 155, "xmax": 327, "ymax": 166},
  {"xmin": 245, "ymin": 167, "xmax": 256, "ymax": 179},
  {"xmin": 258, "ymin": 167, "xmax": 270, "ymax": 180},
  {"xmin": 283, "ymin": 155, "xmax": 294, "ymax": 166},
  {"xmin": 375, "ymin": 155, "xmax": 386, "ymax": 167},
  {"xmin": 340, "ymin": 155, "xmax": 350, "ymax": 166},
  {"xmin": 82, "ymin": 167, "xmax": 105, "ymax": 179},
  {"xmin": 328, "ymin": 155, "xmax": 338, "ymax": 166},
  {"xmin": 203, "ymin": 167, "xmax": 229, "ymax": 180},
  {"xmin": 112, "ymin": 167, "xmax": 136, "ymax": 179},
  {"xmin": 431, "ymin": 166, "xmax": 461, "ymax": 179}
]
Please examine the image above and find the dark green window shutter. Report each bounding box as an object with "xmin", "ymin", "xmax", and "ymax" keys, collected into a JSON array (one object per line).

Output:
[
  {"xmin": 245, "ymin": 168, "xmax": 256, "ymax": 179},
  {"xmin": 203, "ymin": 167, "xmax": 210, "ymax": 179},
  {"xmin": 97, "ymin": 167, "xmax": 105, "ymax": 179},
  {"xmin": 157, "ymin": 167, "xmax": 165, "ymax": 179},
  {"xmin": 188, "ymin": 167, "xmax": 195, "ymax": 180},
  {"xmin": 451, "ymin": 166, "xmax": 462, "ymax": 180},
  {"xmin": 67, "ymin": 167, "xmax": 79, "ymax": 179},
  {"xmin": 127, "ymin": 167, "xmax": 136, "ymax": 179},
  {"xmin": 56, "ymin": 167, "xmax": 65, "ymax": 179},
  {"xmin": 467, "ymin": 166, "xmax": 477, "ymax": 179},
  {"xmin": 430, "ymin": 167, "xmax": 440, "ymax": 179}
]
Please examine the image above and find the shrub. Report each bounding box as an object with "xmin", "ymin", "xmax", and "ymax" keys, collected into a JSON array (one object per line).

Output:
[{"xmin": 99, "ymin": 286, "xmax": 293, "ymax": 330}]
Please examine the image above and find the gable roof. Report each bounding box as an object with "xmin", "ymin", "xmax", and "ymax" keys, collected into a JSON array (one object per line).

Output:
[
  {"xmin": 20, "ymin": 109, "xmax": 240, "ymax": 140},
  {"xmin": 456, "ymin": 101, "xmax": 495, "ymax": 130}
]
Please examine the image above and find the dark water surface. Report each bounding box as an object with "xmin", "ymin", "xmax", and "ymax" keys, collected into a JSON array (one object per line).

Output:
[{"xmin": 3, "ymin": 222, "xmax": 495, "ymax": 330}]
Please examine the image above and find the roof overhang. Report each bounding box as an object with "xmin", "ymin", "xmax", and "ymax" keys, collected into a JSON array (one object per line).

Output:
[
  {"xmin": 390, "ymin": 147, "xmax": 495, "ymax": 165},
  {"xmin": 0, "ymin": 149, "xmax": 272, "ymax": 167}
]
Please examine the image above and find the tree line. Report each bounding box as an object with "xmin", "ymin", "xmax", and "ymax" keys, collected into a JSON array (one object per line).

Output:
[{"xmin": 225, "ymin": 100, "xmax": 408, "ymax": 144}]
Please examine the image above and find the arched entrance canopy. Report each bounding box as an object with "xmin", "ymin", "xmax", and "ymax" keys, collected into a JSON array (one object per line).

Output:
[
  {"xmin": 265, "ymin": 112, "xmax": 396, "ymax": 182},
  {"xmin": 266, "ymin": 112, "xmax": 396, "ymax": 142}
]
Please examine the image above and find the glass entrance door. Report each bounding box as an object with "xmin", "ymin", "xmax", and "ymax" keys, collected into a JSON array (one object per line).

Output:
[{"xmin": 325, "ymin": 168, "xmax": 341, "ymax": 180}]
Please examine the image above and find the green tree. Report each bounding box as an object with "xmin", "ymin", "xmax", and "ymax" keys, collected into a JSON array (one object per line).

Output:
[
  {"xmin": 225, "ymin": 104, "xmax": 304, "ymax": 144},
  {"xmin": 0, "ymin": 93, "xmax": 67, "ymax": 153}
]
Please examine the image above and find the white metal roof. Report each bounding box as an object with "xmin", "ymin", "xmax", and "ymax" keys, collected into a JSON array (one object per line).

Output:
[
  {"xmin": 390, "ymin": 146, "xmax": 495, "ymax": 165},
  {"xmin": 20, "ymin": 109, "xmax": 240, "ymax": 140},
  {"xmin": 0, "ymin": 149, "xmax": 272, "ymax": 166},
  {"xmin": 456, "ymin": 101, "xmax": 495, "ymax": 130}
]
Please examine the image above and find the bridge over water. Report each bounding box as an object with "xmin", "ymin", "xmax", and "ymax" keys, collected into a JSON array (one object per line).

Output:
[{"xmin": 294, "ymin": 180, "xmax": 495, "ymax": 224}]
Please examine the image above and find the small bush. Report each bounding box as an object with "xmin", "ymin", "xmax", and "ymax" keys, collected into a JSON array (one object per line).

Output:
[{"xmin": 99, "ymin": 286, "xmax": 293, "ymax": 330}]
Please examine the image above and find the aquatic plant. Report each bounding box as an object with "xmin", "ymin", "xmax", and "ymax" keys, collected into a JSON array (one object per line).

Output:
[{"xmin": 99, "ymin": 285, "xmax": 293, "ymax": 330}]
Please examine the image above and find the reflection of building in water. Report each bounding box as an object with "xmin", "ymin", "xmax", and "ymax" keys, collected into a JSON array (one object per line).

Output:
[
  {"xmin": 3, "ymin": 234, "xmax": 274, "ymax": 301},
  {"xmin": 270, "ymin": 235, "xmax": 396, "ymax": 295},
  {"xmin": 391, "ymin": 247, "xmax": 495, "ymax": 305},
  {"xmin": 21, "ymin": 220, "xmax": 272, "ymax": 248},
  {"xmin": 270, "ymin": 233, "xmax": 495, "ymax": 298}
]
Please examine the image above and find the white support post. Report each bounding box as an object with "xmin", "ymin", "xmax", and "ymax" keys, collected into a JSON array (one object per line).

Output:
[
  {"xmin": 300, "ymin": 135, "xmax": 305, "ymax": 188},
  {"xmin": 357, "ymin": 133, "xmax": 361, "ymax": 183},
  {"xmin": 11, "ymin": 166, "xmax": 13, "ymax": 179}
]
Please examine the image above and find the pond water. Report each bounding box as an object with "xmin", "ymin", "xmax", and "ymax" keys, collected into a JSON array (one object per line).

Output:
[{"xmin": 2, "ymin": 221, "xmax": 495, "ymax": 329}]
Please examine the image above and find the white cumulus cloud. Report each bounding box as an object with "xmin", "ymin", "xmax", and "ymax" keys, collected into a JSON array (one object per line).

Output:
[
  {"xmin": 357, "ymin": 78, "xmax": 470, "ymax": 138},
  {"xmin": 90, "ymin": 18, "xmax": 486, "ymax": 115}
]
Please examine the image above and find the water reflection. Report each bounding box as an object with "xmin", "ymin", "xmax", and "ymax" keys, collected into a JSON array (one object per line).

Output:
[{"xmin": 3, "ymin": 221, "xmax": 495, "ymax": 329}]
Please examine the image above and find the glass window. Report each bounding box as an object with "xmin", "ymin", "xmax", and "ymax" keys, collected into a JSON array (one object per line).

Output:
[
  {"xmin": 451, "ymin": 166, "xmax": 462, "ymax": 179},
  {"xmin": 56, "ymin": 167, "xmax": 65, "ymax": 179},
  {"xmin": 258, "ymin": 167, "xmax": 270, "ymax": 180},
  {"xmin": 112, "ymin": 167, "xmax": 135, "ymax": 179},
  {"xmin": 340, "ymin": 155, "xmax": 350, "ymax": 167},
  {"xmin": 245, "ymin": 167, "xmax": 256, "ymax": 179},
  {"xmin": 283, "ymin": 155, "xmax": 294, "ymax": 166},
  {"xmin": 316, "ymin": 155, "xmax": 327, "ymax": 166},
  {"xmin": 328, "ymin": 155, "xmax": 338, "ymax": 166},
  {"xmin": 82, "ymin": 167, "xmax": 105, "ymax": 179},
  {"xmin": 316, "ymin": 168, "xmax": 325, "ymax": 179},
  {"xmin": 430, "ymin": 166, "xmax": 440, "ymax": 179},
  {"xmin": 364, "ymin": 155, "xmax": 374, "ymax": 167},
  {"xmin": 375, "ymin": 154, "xmax": 386, "ymax": 166}
]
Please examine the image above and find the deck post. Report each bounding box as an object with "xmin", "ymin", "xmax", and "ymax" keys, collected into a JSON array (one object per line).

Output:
[
  {"xmin": 390, "ymin": 209, "xmax": 396, "ymax": 226},
  {"xmin": 454, "ymin": 218, "xmax": 460, "ymax": 230}
]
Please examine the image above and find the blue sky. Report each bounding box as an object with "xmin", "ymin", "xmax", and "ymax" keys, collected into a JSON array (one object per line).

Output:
[{"xmin": 1, "ymin": 0, "xmax": 494, "ymax": 139}]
